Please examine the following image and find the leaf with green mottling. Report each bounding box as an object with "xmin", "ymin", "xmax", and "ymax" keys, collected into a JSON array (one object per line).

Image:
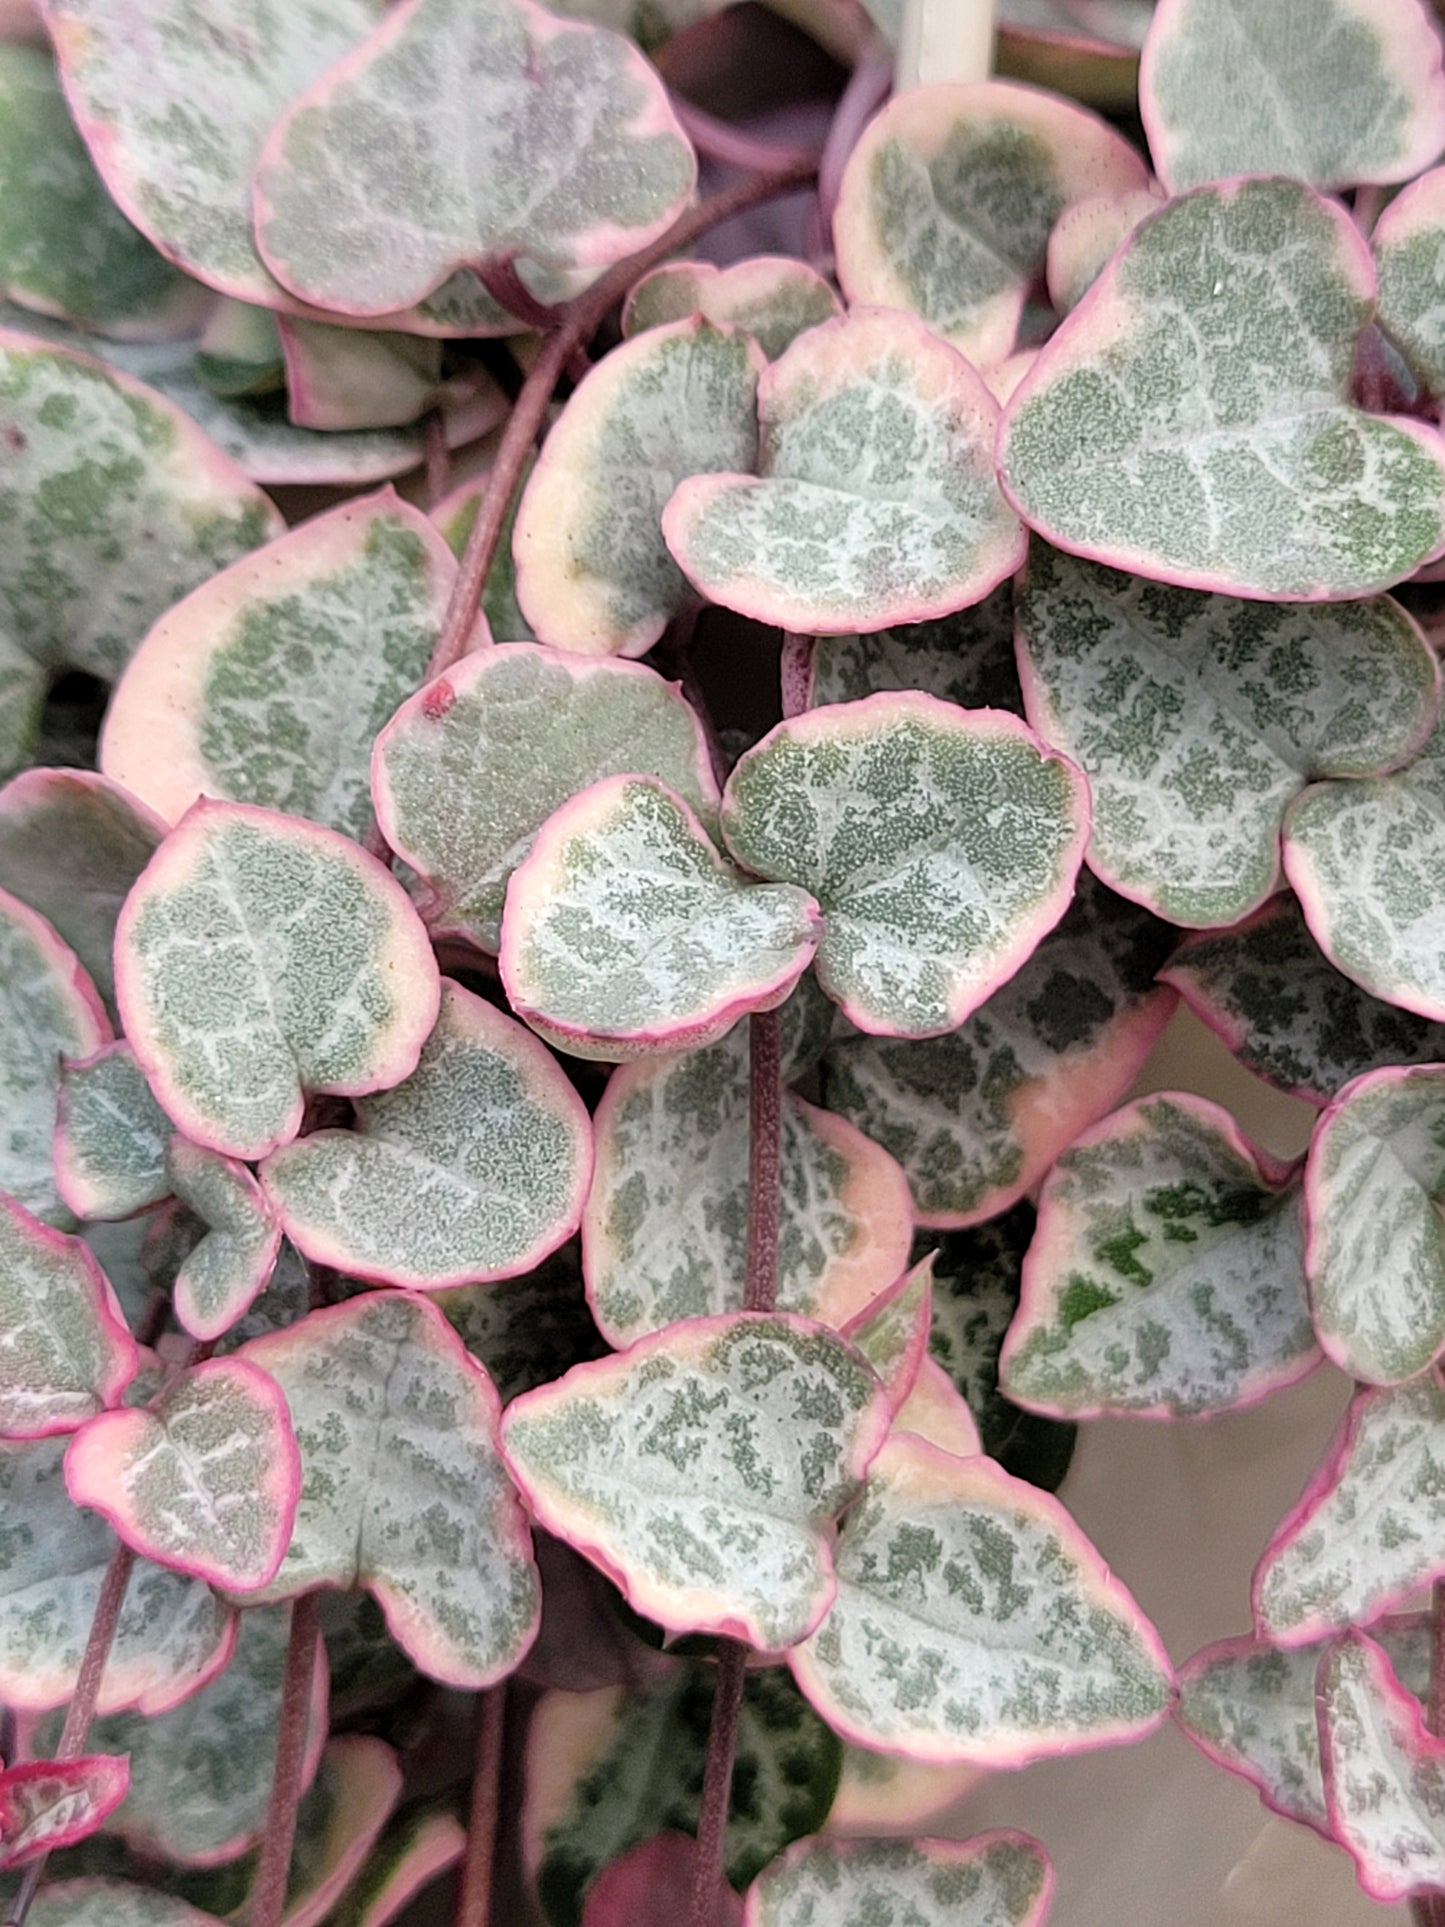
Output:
[
  {"xmin": 0, "ymin": 771, "xmax": 164, "ymax": 1016},
  {"xmin": 195, "ymin": 301, "xmax": 285, "ymax": 400},
  {"xmin": 0, "ymin": 1425, "xmax": 236, "ymax": 1715},
  {"xmin": 1175, "ymin": 1615, "xmax": 1429, "ymax": 1836},
  {"xmin": 0, "ymin": 1757, "xmax": 130, "ymax": 1870},
  {"xmin": 114, "ymin": 800, "xmax": 440, "ymax": 1161},
  {"xmin": 1140, "ymin": 0, "xmax": 1445, "ymax": 195},
  {"xmin": 501, "ymin": 776, "xmax": 820, "ymax": 1061},
  {"xmin": 622, "ymin": 259, "xmax": 841, "ymax": 361},
  {"xmin": 514, "ymin": 321, "xmax": 761, "ymax": 656},
  {"xmin": 665, "ymin": 310, "xmax": 1025, "ymax": 634},
  {"xmin": 743, "ymin": 1832, "xmax": 1054, "ymax": 1927},
  {"xmin": 1318, "ymin": 1630, "xmax": 1445, "ymax": 1903},
  {"xmin": 999, "ymin": 178, "xmax": 1445, "ymax": 599},
  {"xmin": 1253, "ymin": 1378, "xmax": 1445, "ymax": 1644},
  {"xmin": 833, "ymin": 78, "xmax": 1148, "ymax": 365},
  {"xmin": 583, "ymin": 1014, "xmax": 912, "ymax": 1348},
  {"xmin": 54, "ymin": 1044, "xmax": 173, "ymax": 1222},
  {"xmin": 254, "ymin": 0, "xmax": 695, "ymax": 318},
  {"xmin": 0, "ymin": 46, "xmax": 204, "ymax": 338},
  {"xmin": 102, "ymin": 494, "xmax": 457, "ymax": 846},
  {"xmin": 27, "ymin": 1884, "xmax": 226, "ymax": 1927},
  {"xmin": 502, "ymin": 1313, "xmax": 890, "ymax": 1648},
  {"xmin": 784, "ymin": 584, "xmax": 1022, "ymax": 717},
  {"xmin": 167, "ymin": 1141, "xmax": 282, "ymax": 1341},
  {"xmin": 790, "ymin": 1432, "xmax": 1173, "ymax": 1763},
  {"xmin": 0, "ymin": 887, "xmax": 109, "ymax": 1226},
  {"xmin": 721, "ymin": 695, "xmax": 1088, "ymax": 1039},
  {"xmin": 436, "ymin": 1244, "xmax": 606, "ymax": 1405},
  {"xmin": 821, "ymin": 874, "xmax": 1175, "ymax": 1225},
  {"xmin": 373, "ymin": 644, "xmax": 721, "ymax": 954},
  {"xmin": 237, "ymin": 1290, "xmax": 541, "ymax": 1689},
  {"xmin": 0, "ymin": 1197, "xmax": 136, "ymax": 1439},
  {"xmin": 278, "ymin": 322, "xmax": 444, "ymax": 431},
  {"xmin": 1376, "ymin": 166, "xmax": 1445, "ymax": 399},
  {"xmin": 525, "ymin": 1665, "xmax": 841, "ymax": 1925},
  {"xmin": 1162, "ymin": 893, "xmax": 1445, "ymax": 1107},
  {"xmin": 262, "ymin": 981, "xmax": 591, "ymax": 1290},
  {"xmin": 1016, "ymin": 546, "xmax": 1440, "ymax": 926},
  {"xmin": 1304, "ymin": 1065, "xmax": 1445, "ymax": 1385},
  {"xmin": 842, "ymin": 1258, "xmax": 933, "ymax": 1411}
]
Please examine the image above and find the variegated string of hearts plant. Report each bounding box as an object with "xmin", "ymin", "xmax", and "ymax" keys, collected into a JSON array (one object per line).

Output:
[{"xmin": 8, "ymin": 0, "xmax": 1445, "ymax": 1921}]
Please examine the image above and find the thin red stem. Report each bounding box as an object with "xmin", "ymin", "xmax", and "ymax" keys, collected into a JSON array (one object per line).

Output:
[
  {"xmin": 744, "ymin": 1007, "xmax": 783, "ymax": 1315},
  {"xmin": 248, "ymin": 1592, "xmax": 321, "ymax": 1927},
  {"xmin": 689, "ymin": 1641, "xmax": 748, "ymax": 1927},
  {"xmin": 453, "ymin": 1688, "xmax": 506, "ymax": 1927}
]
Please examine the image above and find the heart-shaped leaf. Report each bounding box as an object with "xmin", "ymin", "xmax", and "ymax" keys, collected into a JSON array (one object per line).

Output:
[
  {"xmin": 1375, "ymin": 165, "xmax": 1445, "ymax": 398},
  {"xmin": 513, "ymin": 320, "xmax": 762, "ymax": 657},
  {"xmin": 1305, "ymin": 1064, "xmax": 1445, "ymax": 1384},
  {"xmin": 0, "ymin": 1198, "xmax": 136, "ymax": 1439},
  {"xmin": 999, "ymin": 178, "xmax": 1445, "ymax": 599},
  {"xmin": 721, "ymin": 695, "xmax": 1089, "ymax": 1039},
  {"xmin": 502, "ymin": 1313, "xmax": 890, "ymax": 1648},
  {"xmin": 583, "ymin": 1016, "xmax": 912, "ymax": 1348},
  {"xmin": 327, "ymin": 1799, "xmax": 465, "ymax": 1927},
  {"xmin": 1319, "ymin": 1629, "xmax": 1445, "ymax": 1902},
  {"xmin": 1000, "ymin": 1092, "xmax": 1317, "ymax": 1419},
  {"xmin": 842, "ymin": 1256, "xmax": 933, "ymax": 1411},
  {"xmin": 1253, "ymin": 1378, "xmax": 1445, "ymax": 1643},
  {"xmin": 1162, "ymin": 893, "xmax": 1445, "ymax": 1107},
  {"xmin": 1175, "ymin": 1615, "xmax": 1429, "ymax": 1836},
  {"xmin": 784, "ymin": 584, "xmax": 1023, "ymax": 717},
  {"xmin": 622, "ymin": 258, "xmax": 841, "ymax": 360},
  {"xmin": 64, "ymin": 1358, "xmax": 299, "ymax": 1591},
  {"xmin": 167, "ymin": 1140, "xmax": 282, "ymax": 1340},
  {"xmin": 833, "ymin": 79, "xmax": 1148, "ymax": 365},
  {"xmin": 821, "ymin": 874, "xmax": 1175, "ymax": 1225},
  {"xmin": 237, "ymin": 1290, "xmax": 541, "ymax": 1689},
  {"xmin": 436, "ymin": 1244, "xmax": 605, "ymax": 1406},
  {"xmin": 501, "ymin": 776, "xmax": 820, "ymax": 1061},
  {"xmin": 253, "ymin": 0, "xmax": 695, "ymax": 317},
  {"xmin": 1015, "ymin": 545, "xmax": 1441, "ymax": 926},
  {"xmin": 664, "ymin": 309, "xmax": 1026, "ymax": 633},
  {"xmin": 115, "ymin": 800, "xmax": 440, "ymax": 1160},
  {"xmin": 1140, "ymin": 0, "xmax": 1445, "ymax": 194},
  {"xmin": 743, "ymin": 1832, "xmax": 1054, "ymax": 1927},
  {"xmin": 372, "ymin": 643, "xmax": 721, "ymax": 953},
  {"xmin": 27, "ymin": 1887, "xmax": 225, "ymax": 1927},
  {"xmin": 0, "ymin": 46, "xmax": 204, "ymax": 339},
  {"xmin": 54, "ymin": 1044, "xmax": 173, "ymax": 1222},
  {"xmin": 1284, "ymin": 708, "xmax": 1445, "ymax": 1021},
  {"xmin": 789, "ymin": 1433, "xmax": 1173, "ymax": 1763},
  {"xmin": 261, "ymin": 980, "xmax": 591, "ymax": 1290},
  {"xmin": 101, "ymin": 493, "xmax": 459, "ymax": 845},
  {"xmin": 0, "ymin": 1755, "xmax": 130, "ymax": 1869},
  {"xmin": 0, "ymin": 771, "xmax": 164, "ymax": 1017},
  {"xmin": 0, "ymin": 887, "xmax": 109, "ymax": 1226},
  {"xmin": 524, "ymin": 1665, "xmax": 841, "ymax": 1925}
]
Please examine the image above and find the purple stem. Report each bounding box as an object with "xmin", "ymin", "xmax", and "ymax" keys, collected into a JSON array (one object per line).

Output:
[
  {"xmin": 248, "ymin": 1592, "xmax": 321, "ymax": 1927},
  {"xmin": 780, "ymin": 633, "xmax": 813, "ymax": 719},
  {"xmin": 454, "ymin": 1688, "xmax": 506, "ymax": 1927},
  {"xmin": 670, "ymin": 95, "xmax": 824, "ymax": 176},
  {"xmin": 689, "ymin": 1642, "xmax": 748, "ymax": 1927}
]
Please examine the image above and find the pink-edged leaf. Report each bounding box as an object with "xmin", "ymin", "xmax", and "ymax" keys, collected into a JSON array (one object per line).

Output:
[
  {"xmin": 999, "ymin": 178, "xmax": 1445, "ymax": 600},
  {"xmin": 789, "ymin": 1433, "xmax": 1173, "ymax": 1766},
  {"xmin": 583, "ymin": 1016, "xmax": 912, "ymax": 1348},
  {"xmin": 833, "ymin": 79, "xmax": 1147, "ymax": 365},
  {"xmin": 525, "ymin": 1665, "xmax": 838, "ymax": 1916},
  {"xmin": 1160, "ymin": 892, "xmax": 1445, "ymax": 1108},
  {"xmin": 101, "ymin": 492, "xmax": 460, "ymax": 846},
  {"xmin": 1319, "ymin": 1629, "xmax": 1445, "ymax": 1903},
  {"xmin": 256, "ymin": 1736, "xmax": 405, "ymax": 1927},
  {"xmin": 890, "ymin": 1355, "xmax": 982, "ymax": 1459},
  {"xmin": 63, "ymin": 1357, "xmax": 299, "ymax": 1592},
  {"xmin": 743, "ymin": 1831, "xmax": 1054, "ymax": 1927},
  {"xmin": 261, "ymin": 981, "xmax": 590, "ymax": 1290},
  {"xmin": 1376, "ymin": 165, "xmax": 1445, "ymax": 399},
  {"xmin": 1045, "ymin": 185, "xmax": 1162, "ymax": 315},
  {"xmin": 1000, "ymin": 1092, "xmax": 1317, "ymax": 1421},
  {"xmin": 253, "ymin": 0, "xmax": 695, "ymax": 317},
  {"xmin": 194, "ymin": 298, "xmax": 284, "ymax": 398},
  {"xmin": 372, "ymin": 643, "xmax": 722, "ymax": 954},
  {"xmin": 54, "ymin": 1045, "xmax": 172, "ymax": 1223},
  {"xmin": 1015, "ymin": 543, "xmax": 1441, "ymax": 928},
  {"xmin": 663, "ymin": 309, "xmax": 1024, "ymax": 635},
  {"xmin": 622, "ymin": 258, "xmax": 841, "ymax": 360},
  {"xmin": 27, "ymin": 1885, "xmax": 227, "ymax": 1927},
  {"xmin": 0, "ymin": 1197, "xmax": 137, "ymax": 1439},
  {"xmin": 279, "ymin": 321, "xmax": 449, "ymax": 432},
  {"xmin": 1140, "ymin": 0, "xmax": 1445, "ymax": 195},
  {"xmin": 513, "ymin": 320, "xmax": 762, "ymax": 658},
  {"xmin": 0, "ymin": 1755, "xmax": 129, "ymax": 1868},
  {"xmin": 788, "ymin": 582, "xmax": 1023, "ymax": 717},
  {"xmin": 826, "ymin": 1751, "xmax": 986, "ymax": 1834},
  {"xmin": 1253, "ymin": 1378, "xmax": 1445, "ymax": 1645},
  {"xmin": 0, "ymin": 770, "xmax": 165, "ymax": 1017},
  {"xmin": 721, "ymin": 695, "xmax": 1089, "ymax": 1040},
  {"xmin": 1175, "ymin": 1615, "xmax": 1430, "ymax": 1837},
  {"xmin": 500, "ymin": 775, "xmax": 820, "ymax": 1063},
  {"xmin": 0, "ymin": 885, "xmax": 110, "ymax": 1226},
  {"xmin": 841, "ymin": 1258, "xmax": 933, "ymax": 1413},
  {"xmin": 502, "ymin": 1313, "xmax": 891, "ymax": 1649},
  {"xmin": 236, "ymin": 1291, "xmax": 541, "ymax": 1690},
  {"xmin": 820, "ymin": 872, "xmax": 1176, "ymax": 1226},
  {"xmin": 582, "ymin": 1833, "xmax": 743, "ymax": 1927},
  {"xmin": 1305, "ymin": 1063, "xmax": 1445, "ymax": 1385},
  {"xmin": 114, "ymin": 800, "xmax": 440, "ymax": 1161},
  {"xmin": 327, "ymin": 1800, "xmax": 466, "ymax": 1927},
  {"xmin": 168, "ymin": 1140, "xmax": 282, "ymax": 1341}
]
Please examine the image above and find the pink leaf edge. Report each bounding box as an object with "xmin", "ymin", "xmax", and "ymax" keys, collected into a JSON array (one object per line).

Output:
[{"xmin": 0, "ymin": 1754, "xmax": 131, "ymax": 1869}]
